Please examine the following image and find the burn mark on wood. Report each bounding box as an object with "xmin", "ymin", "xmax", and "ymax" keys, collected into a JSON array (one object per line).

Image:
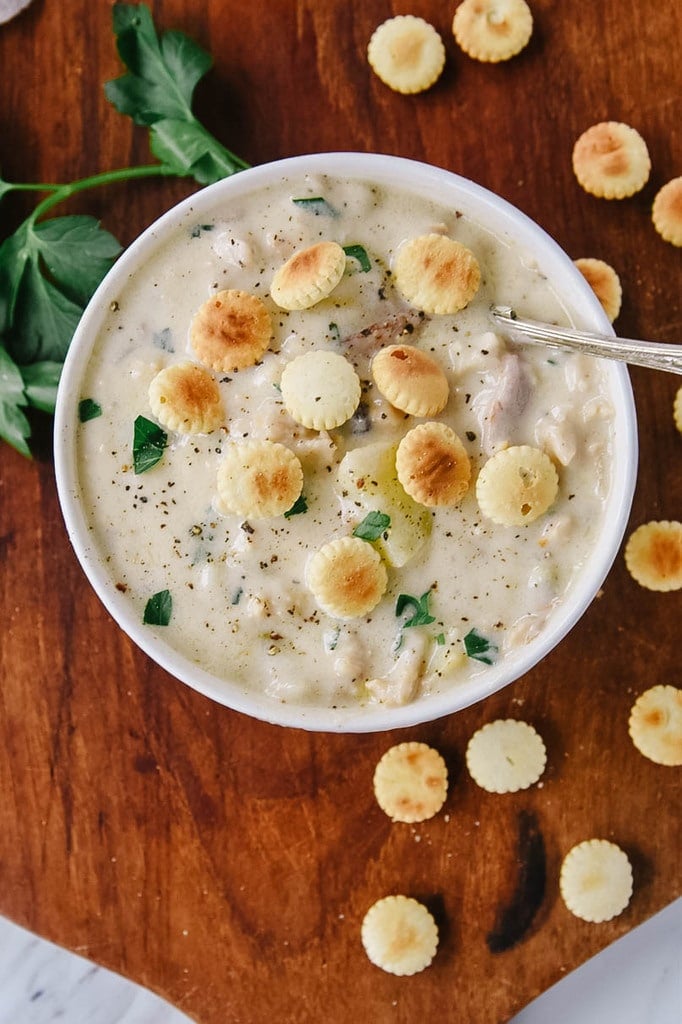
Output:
[{"xmin": 486, "ymin": 810, "xmax": 546, "ymax": 953}]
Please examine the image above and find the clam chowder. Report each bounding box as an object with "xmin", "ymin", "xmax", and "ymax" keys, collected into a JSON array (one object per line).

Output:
[{"xmin": 74, "ymin": 173, "xmax": 615, "ymax": 710}]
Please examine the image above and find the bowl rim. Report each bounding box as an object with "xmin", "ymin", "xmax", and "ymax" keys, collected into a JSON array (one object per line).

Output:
[{"xmin": 54, "ymin": 151, "xmax": 638, "ymax": 732}]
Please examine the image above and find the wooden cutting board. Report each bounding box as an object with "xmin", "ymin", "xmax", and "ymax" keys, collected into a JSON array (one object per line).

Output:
[{"xmin": 0, "ymin": 2, "xmax": 680, "ymax": 1021}]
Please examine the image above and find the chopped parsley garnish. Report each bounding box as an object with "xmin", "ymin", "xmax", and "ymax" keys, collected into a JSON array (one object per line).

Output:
[
  {"xmin": 284, "ymin": 493, "xmax": 308, "ymax": 518},
  {"xmin": 190, "ymin": 224, "xmax": 215, "ymax": 237},
  {"xmin": 143, "ymin": 588, "xmax": 172, "ymax": 626},
  {"xmin": 353, "ymin": 510, "xmax": 391, "ymax": 542},
  {"xmin": 132, "ymin": 414, "xmax": 167, "ymax": 474},
  {"xmin": 464, "ymin": 628, "xmax": 498, "ymax": 665},
  {"xmin": 78, "ymin": 398, "xmax": 102, "ymax": 422},
  {"xmin": 292, "ymin": 196, "xmax": 338, "ymax": 217},
  {"xmin": 395, "ymin": 589, "xmax": 436, "ymax": 628},
  {"xmin": 343, "ymin": 244, "xmax": 372, "ymax": 272}
]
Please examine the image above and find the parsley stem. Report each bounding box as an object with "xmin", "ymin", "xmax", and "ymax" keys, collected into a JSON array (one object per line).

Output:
[
  {"xmin": 28, "ymin": 164, "xmax": 174, "ymax": 223},
  {"xmin": 4, "ymin": 181, "xmax": 63, "ymax": 194}
]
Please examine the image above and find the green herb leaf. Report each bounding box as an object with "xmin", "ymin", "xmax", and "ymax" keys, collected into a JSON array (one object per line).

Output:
[
  {"xmin": 108, "ymin": 4, "xmax": 210, "ymax": 123},
  {"xmin": 143, "ymin": 588, "xmax": 172, "ymax": 625},
  {"xmin": 343, "ymin": 244, "xmax": 372, "ymax": 272},
  {"xmin": 0, "ymin": 216, "xmax": 121, "ymax": 364},
  {"xmin": 395, "ymin": 589, "xmax": 436, "ymax": 628},
  {"xmin": 32, "ymin": 216, "xmax": 122, "ymax": 306},
  {"xmin": 463, "ymin": 628, "xmax": 498, "ymax": 665},
  {"xmin": 353, "ymin": 510, "xmax": 391, "ymax": 541},
  {"xmin": 105, "ymin": 2, "xmax": 249, "ymax": 184},
  {"xmin": 284, "ymin": 493, "xmax": 308, "ymax": 518},
  {"xmin": 0, "ymin": 226, "xmax": 32, "ymax": 336},
  {"xmin": 79, "ymin": 397, "xmax": 103, "ymax": 422},
  {"xmin": 292, "ymin": 196, "xmax": 338, "ymax": 217},
  {"xmin": 0, "ymin": 345, "xmax": 31, "ymax": 457},
  {"xmin": 133, "ymin": 414, "xmax": 167, "ymax": 473},
  {"xmin": 22, "ymin": 361, "xmax": 62, "ymax": 414}
]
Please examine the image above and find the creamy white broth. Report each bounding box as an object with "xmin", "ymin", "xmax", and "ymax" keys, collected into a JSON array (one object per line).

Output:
[{"xmin": 76, "ymin": 173, "xmax": 614, "ymax": 709}]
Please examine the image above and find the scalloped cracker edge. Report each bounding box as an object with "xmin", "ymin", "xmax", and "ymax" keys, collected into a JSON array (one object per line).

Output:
[
  {"xmin": 624, "ymin": 520, "xmax": 682, "ymax": 591},
  {"xmin": 476, "ymin": 445, "xmax": 558, "ymax": 526},
  {"xmin": 373, "ymin": 741, "xmax": 448, "ymax": 822},
  {"xmin": 148, "ymin": 361, "xmax": 224, "ymax": 434},
  {"xmin": 306, "ymin": 536, "xmax": 388, "ymax": 619},
  {"xmin": 396, "ymin": 421, "xmax": 471, "ymax": 507},
  {"xmin": 367, "ymin": 15, "xmax": 446, "ymax": 94},
  {"xmin": 215, "ymin": 439, "xmax": 303, "ymax": 518},
  {"xmin": 628, "ymin": 685, "xmax": 682, "ymax": 766},
  {"xmin": 574, "ymin": 258, "xmax": 622, "ymax": 322},
  {"xmin": 371, "ymin": 344, "xmax": 449, "ymax": 416},
  {"xmin": 560, "ymin": 839, "xmax": 633, "ymax": 922},
  {"xmin": 452, "ymin": 0, "xmax": 533, "ymax": 63},
  {"xmin": 361, "ymin": 895, "xmax": 439, "ymax": 975},
  {"xmin": 280, "ymin": 350, "xmax": 361, "ymax": 430},
  {"xmin": 466, "ymin": 719, "xmax": 547, "ymax": 793},
  {"xmin": 572, "ymin": 121, "xmax": 651, "ymax": 199},
  {"xmin": 394, "ymin": 234, "xmax": 481, "ymax": 314}
]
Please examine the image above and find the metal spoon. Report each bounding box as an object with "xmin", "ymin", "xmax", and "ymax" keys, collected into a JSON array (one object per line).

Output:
[{"xmin": 490, "ymin": 305, "xmax": 682, "ymax": 375}]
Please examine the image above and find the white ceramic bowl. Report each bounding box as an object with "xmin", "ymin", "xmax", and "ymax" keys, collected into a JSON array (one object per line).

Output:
[{"xmin": 54, "ymin": 153, "xmax": 637, "ymax": 732}]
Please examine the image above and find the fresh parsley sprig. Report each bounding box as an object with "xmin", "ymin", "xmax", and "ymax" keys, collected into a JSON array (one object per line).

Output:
[
  {"xmin": 0, "ymin": 2, "xmax": 249, "ymax": 458},
  {"xmin": 143, "ymin": 588, "xmax": 173, "ymax": 626},
  {"xmin": 395, "ymin": 589, "xmax": 436, "ymax": 628},
  {"xmin": 353, "ymin": 510, "xmax": 391, "ymax": 541},
  {"xmin": 133, "ymin": 414, "xmax": 168, "ymax": 474},
  {"xmin": 104, "ymin": 3, "xmax": 249, "ymax": 184},
  {"xmin": 463, "ymin": 627, "xmax": 498, "ymax": 665}
]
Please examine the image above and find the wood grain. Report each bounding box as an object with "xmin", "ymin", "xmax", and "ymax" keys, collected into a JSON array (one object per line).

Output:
[{"xmin": 0, "ymin": 2, "xmax": 680, "ymax": 1022}]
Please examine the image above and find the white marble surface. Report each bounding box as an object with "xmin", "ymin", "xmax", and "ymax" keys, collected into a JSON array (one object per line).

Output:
[
  {"xmin": 0, "ymin": 900, "xmax": 679, "ymax": 1022},
  {"xmin": 511, "ymin": 898, "xmax": 682, "ymax": 1024},
  {"xmin": 0, "ymin": 916, "xmax": 192, "ymax": 1023}
]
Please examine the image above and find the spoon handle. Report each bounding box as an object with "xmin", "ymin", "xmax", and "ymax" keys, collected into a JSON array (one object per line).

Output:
[{"xmin": 491, "ymin": 305, "xmax": 682, "ymax": 375}]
